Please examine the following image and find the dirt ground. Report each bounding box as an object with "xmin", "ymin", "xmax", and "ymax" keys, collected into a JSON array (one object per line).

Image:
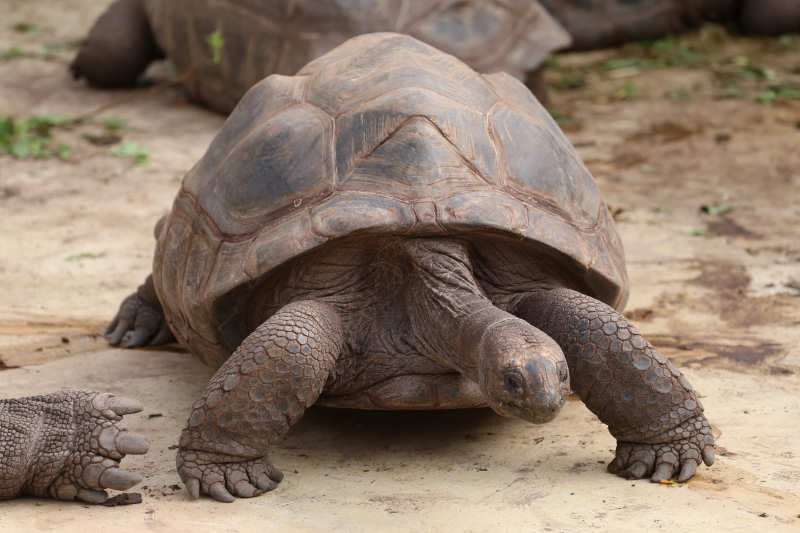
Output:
[{"xmin": 1, "ymin": 1, "xmax": 799, "ymax": 532}]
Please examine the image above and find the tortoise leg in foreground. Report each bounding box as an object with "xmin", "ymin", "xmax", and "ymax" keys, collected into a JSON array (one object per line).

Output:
[
  {"xmin": 70, "ymin": 0, "xmax": 163, "ymax": 88},
  {"xmin": 516, "ymin": 289, "xmax": 715, "ymax": 482},
  {"xmin": 106, "ymin": 274, "xmax": 175, "ymax": 348},
  {"xmin": 176, "ymin": 301, "xmax": 342, "ymax": 502},
  {"xmin": 0, "ymin": 390, "xmax": 148, "ymax": 502}
]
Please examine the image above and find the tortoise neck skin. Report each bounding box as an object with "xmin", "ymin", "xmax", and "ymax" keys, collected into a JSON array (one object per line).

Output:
[{"xmin": 402, "ymin": 238, "xmax": 569, "ymax": 423}]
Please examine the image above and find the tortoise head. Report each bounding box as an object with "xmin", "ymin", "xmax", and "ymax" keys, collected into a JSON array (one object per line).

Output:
[{"xmin": 478, "ymin": 320, "xmax": 569, "ymax": 424}]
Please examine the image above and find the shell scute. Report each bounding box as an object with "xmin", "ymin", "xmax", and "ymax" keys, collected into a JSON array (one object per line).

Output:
[
  {"xmin": 202, "ymin": 103, "xmax": 334, "ymax": 236},
  {"xmin": 244, "ymin": 212, "xmax": 326, "ymax": 280},
  {"xmin": 335, "ymin": 87, "xmax": 498, "ymax": 193},
  {"xmin": 185, "ymin": 74, "xmax": 306, "ymax": 196},
  {"xmin": 490, "ymin": 103, "xmax": 600, "ymax": 227},
  {"xmin": 437, "ymin": 191, "xmax": 529, "ymax": 235},
  {"xmin": 300, "ymin": 33, "xmax": 498, "ymax": 116},
  {"xmin": 310, "ymin": 192, "xmax": 416, "ymax": 239}
]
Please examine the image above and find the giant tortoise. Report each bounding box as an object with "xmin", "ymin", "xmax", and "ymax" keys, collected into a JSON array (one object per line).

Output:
[
  {"xmin": 70, "ymin": 0, "xmax": 570, "ymax": 112},
  {"xmin": 539, "ymin": 0, "xmax": 800, "ymax": 50},
  {"xmin": 1, "ymin": 33, "xmax": 714, "ymax": 503}
]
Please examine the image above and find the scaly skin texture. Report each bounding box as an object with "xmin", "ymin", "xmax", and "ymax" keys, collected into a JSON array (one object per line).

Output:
[
  {"xmin": 176, "ymin": 300, "xmax": 343, "ymax": 502},
  {"xmin": 0, "ymin": 390, "xmax": 149, "ymax": 502},
  {"xmin": 516, "ymin": 288, "xmax": 715, "ymax": 482},
  {"xmin": 106, "ymin": 274, "xmax": 175, "ymax": 348}
]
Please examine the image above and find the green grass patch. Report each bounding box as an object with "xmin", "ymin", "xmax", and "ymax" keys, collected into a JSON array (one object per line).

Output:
[
  {"xmin": 12, "ymin": 22, "xmax": 40, "ymax": 33},
  {"xmin": 103, "ymin": 117, "xmax": 128, "ymax": 131},
  {"xmin": 685, "ymin": 228, "xmax": 715, "ymax": 238},
  {"xmin": 0, "ymin": 115, "xmax": 71, "ymax": 159},
  {"xmin": 65, "ymin": 252, "xmax": 106, "ymax": 262},
  {"xmin": 701, "ymin": 203, "xmax": 732, "ymax": 216},
  {"xmin": 110, "ymin": 140, "xmax": 149, "ymax": 165}
]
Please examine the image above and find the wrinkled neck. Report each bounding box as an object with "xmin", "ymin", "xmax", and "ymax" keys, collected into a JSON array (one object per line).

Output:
[{"xmin": 402, "ymin": 238, "xmax": 516, "ymax": 382}]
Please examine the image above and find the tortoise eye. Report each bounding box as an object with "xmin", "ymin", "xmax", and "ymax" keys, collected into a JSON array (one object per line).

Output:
[
  {"xmin": 557, "ymin": 361, "xmax": 569, "ymax": 383},
  {"xmin": 504, "ymin": 372, "xmax": 524, "ymax": 395}
]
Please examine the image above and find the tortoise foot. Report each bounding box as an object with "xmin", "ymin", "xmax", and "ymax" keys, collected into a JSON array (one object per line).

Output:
[
  {"xmin": 106, "ymin": 286, "xmax": 174, "ymax": 348},
  {"xmin": 50, "ymin": 392, "xmax": 148, "ymax": 502},
  {"xmin": 177, "ymin": 450, "xmax": 284, "ymax": 503},
  {"xmin": 0, "ymin": 390, "xmax": 148, "ymax": 503},
  {"xmin": 607, "ymin": 414, "xmax": 715, "ymax": 483}
]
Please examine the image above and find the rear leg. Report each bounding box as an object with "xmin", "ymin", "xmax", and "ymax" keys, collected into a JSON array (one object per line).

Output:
[
  {"xmin": 0, "ymin": 390, "xmax": 148, "ymax": 502},
  {"xmin": 71, "ymin": 0, "xmax": 164, "ymax": 88},
  {"xmin": 106, "ymin": 274, "xmax": 175, "ymax": 348}
]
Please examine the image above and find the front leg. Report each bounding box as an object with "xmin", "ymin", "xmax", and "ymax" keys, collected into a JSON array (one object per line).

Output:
[
  {"xmin": 177, "ymin": 300, "xmax": 343, "ymax": 502},
  {"xmin": 0, "ymin": 390, "xmax": 148, "ymax": 502},
  {"xmin": 516, "ymin": 288, "xmax": 714, "ymax": 482}
]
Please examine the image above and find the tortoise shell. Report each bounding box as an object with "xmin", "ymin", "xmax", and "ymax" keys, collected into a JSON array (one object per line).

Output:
[
  {"xmin": 142, "ymin": 0, "xmax": 570, "ymax": 112},
  {"xmin": 153, "ymin": 33, "xmax": 628, "ymax": 368}
]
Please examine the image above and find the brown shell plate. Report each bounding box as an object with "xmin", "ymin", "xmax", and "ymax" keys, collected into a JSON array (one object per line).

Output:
[{"xmin": 153, "ymin": 33, "xmax": 628, "ymax": 368}]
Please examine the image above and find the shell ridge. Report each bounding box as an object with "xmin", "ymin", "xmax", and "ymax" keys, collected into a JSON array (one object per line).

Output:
[{"xmin": 334, "ymin": 77, "xmax": 490, "ymax": 120}]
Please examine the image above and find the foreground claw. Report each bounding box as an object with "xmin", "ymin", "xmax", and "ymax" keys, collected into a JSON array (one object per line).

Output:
[
  {"xmin": 46, "ymin": 391, "xmax": 149, "ymax": 503},
  {"xmin": 0, "ymin": 390, "xmax": 148, "ymax": 503},
  {"xmin": 177, "ymin": 449, "xmax": 283, "ymax": 503},
  {"xmin": 607, "ymin": 414, "xmax": 715, "ymax": 483}
]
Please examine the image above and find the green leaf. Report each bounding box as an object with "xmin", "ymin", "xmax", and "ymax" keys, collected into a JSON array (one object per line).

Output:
[
  {"xmin": 56, "ymin": 143, "xmax": 71, "ymax": 160},
  {"xmin": 548, "ymin": 108, "xmax": 575, "ymax": 125},
  {"xmin": 0, "ymin": 115, "xmax": 72, "ymax": 159},
  {"xmin": 110, "ymin": 140, "xmax": 149, "ymax": 165},
  {"xmin": 103, "ymin": 117, "xmax": 127, "ymax": 131},
  {"xmin": 65, "ymin": 252, "xmax": 106, "ymax": 262},
  {"xmin": 756, "ymin": 90, "xmax": 777, "ymax": 104},
  {"xmin": 12, "ymin": 22, "xmax": 39, "ymax": 33},
  {"xmin": 0, "ymin": 46, "xmax": 24, "ymax": 60},
  {"xmin": 685, "ymin": 228, "xmax": 714, "ymax": 238},
  {"xmin": 205, "ymin": 29, "xmax": 224, "ymax": 65},
  {"xmin": 604, "ymin": 58, "xmax": 643, "ymax": 70},
  {"xmin": 703, "ymin": 203, "xmax": 732, "ymax": 216},
  {"xmin": 10, "ymin": 137, "xmax": 31, "ymax": 158}
]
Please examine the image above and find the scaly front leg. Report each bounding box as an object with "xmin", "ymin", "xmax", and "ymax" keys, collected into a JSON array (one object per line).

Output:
[
  {"xmin": 516, "ymin": 288, "xmax": 714, "ymax": 482},
  {"xmin": 177, "ymin": 300, "xmax": 344, "ymax": 502}
]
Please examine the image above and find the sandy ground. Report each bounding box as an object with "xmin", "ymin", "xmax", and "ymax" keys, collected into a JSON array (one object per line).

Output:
[{"xmin": 1, "ymin": 1, "xmax": 799, "ymax": 531}]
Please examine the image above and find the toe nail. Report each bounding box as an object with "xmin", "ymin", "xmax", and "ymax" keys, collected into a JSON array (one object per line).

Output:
[
  {"xmin": 677, "ymin": 462, "xmax": 697, "ymax": 482},
  {"xmin": 702, "ymin": 446, "xmax": 715, "ymax": 466},
  {"xmin": 117, "ymin": 432, "xmax": 149, "ymax": 454},
  {"xmin": 108, "ymin": 397, "xmax": 143, "ymax": 415},
  {"xmin": 100, "ymin": 469, "xmax": 143, "ymax": 490},
  {"xmin": 650, "ymin": 463, "xmax": 672, "ymax": 483},
  {"xmin": 209, "ymin": 483, "xmax": 235, "ymax": 503},
  {"xmin": 185, "ymin": 478, "xmax": 200, "ymax": 499},
  {"xmin": 77, "ymin": 488, "xmax": 108, "ymax": 504},
  {"xmin": 628, "ymin": 462, "xmax": 647, "ymax": 479}
]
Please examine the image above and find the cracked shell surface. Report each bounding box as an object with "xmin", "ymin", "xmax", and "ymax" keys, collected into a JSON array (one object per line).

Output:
[{"xmin": 153, "ymin": 33, "xmax": 628, "ymax": 368}]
